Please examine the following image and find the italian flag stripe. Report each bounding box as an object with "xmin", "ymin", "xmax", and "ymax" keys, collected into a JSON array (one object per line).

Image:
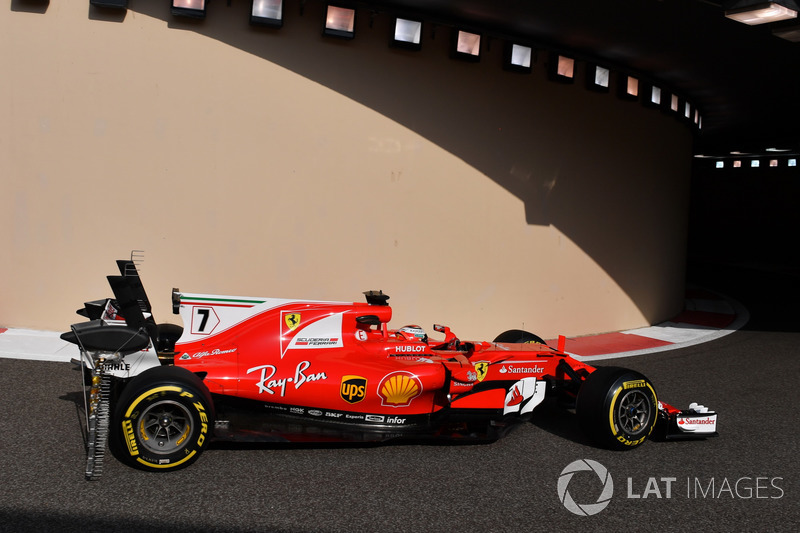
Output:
[{"xmin": 181, "ymin": 297, "xmax": 264, "ymax": 307}]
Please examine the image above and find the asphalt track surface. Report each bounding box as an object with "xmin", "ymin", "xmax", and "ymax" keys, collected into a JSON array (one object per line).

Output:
[{"xmin": 1, "ymin": 264, "xmax": 798, "ymax": 532}]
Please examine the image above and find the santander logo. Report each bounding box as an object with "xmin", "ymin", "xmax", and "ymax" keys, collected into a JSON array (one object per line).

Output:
[
  {"xmin": 507, "ymin": 386, "xmax": 524, "ymax": 407},
  {"xmin": 679, "ymin": 417, "xmax": 715, "ymax": 425},
  {"xmin": 499, "ymin": 364, "xmax": 544, "ymax": 375}
]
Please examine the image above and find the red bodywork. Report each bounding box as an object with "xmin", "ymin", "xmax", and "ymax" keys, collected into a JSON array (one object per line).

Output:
[{"xmin": 171, "ymin": 292, "xmax": 594, "ymax": 440}]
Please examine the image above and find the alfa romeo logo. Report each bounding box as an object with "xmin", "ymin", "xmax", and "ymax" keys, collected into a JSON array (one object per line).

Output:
[{"xmin": 557, "ymin": 459, "xmax": 614, "ymax": 516}]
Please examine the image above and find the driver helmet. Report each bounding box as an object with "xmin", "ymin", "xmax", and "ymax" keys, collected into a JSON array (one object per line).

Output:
[{"xmin": 397, "ymin": 325, "xmax": 427, "ymax": 343}]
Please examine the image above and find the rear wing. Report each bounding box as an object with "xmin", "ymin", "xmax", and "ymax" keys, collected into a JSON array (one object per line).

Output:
[
  {"xmin": 75, "ymin": 251, "xmax": 150, "ymax": 322},
  {"xmin": 63, "ymin": 252, "xmax": 183, "ymax": 354}
]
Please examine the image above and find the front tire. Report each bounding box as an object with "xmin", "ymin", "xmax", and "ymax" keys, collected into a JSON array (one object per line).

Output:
[
  {"xmin": 110, "ymin": 366, "xmax": 213, "ymax": 472},
  {"xmin": 576, "ymin": 366, "xmax": 657, "ymax": 450}
]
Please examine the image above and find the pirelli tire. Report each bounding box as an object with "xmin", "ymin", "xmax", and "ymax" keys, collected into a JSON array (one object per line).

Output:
[
  {"xmin": 576, "ymin": 366, "xmax": 658, "ymax": 451},
  {"xmin": 110, "ymin": 366, "xmax": 214, "ymax": 472}
]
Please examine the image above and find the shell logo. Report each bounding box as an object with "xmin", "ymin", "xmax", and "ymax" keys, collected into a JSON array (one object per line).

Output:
[{"xmin": 378, "ymin": 372, "xmax": 423, "ymax": 407}]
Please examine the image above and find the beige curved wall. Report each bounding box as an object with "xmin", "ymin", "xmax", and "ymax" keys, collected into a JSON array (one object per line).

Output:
[{"xmin": 1, "ymin": 2, "xmax": 691, "ymax": 341}]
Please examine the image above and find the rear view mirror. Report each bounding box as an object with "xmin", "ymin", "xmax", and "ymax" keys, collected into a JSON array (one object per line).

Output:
[{"xmin": 356, "ymin": 315, "xmax": 381, "ymax": 326}]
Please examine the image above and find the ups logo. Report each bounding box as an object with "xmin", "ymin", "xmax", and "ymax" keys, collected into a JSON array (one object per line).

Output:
[{"xmin": 340, "ymin": 375, "xmax": 367, "ymax": 404}]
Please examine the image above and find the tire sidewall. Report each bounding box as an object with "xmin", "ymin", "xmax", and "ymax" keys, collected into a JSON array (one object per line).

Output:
[
  {"xmin": 111, "ymin": 366, "xmax": 213, "ymax": 471},
  {"xmin": 577, "ymin": 366, "xmax": 658, "ymax": 450},
  {"xmin": 605, "ymin": 375, "xmax": 657, "ymax": 448}
]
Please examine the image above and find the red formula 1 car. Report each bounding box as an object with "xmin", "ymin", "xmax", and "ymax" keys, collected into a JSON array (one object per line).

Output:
[{"xmin": 62, "ymin": 257, "xmax": 718, "ymax": 479}]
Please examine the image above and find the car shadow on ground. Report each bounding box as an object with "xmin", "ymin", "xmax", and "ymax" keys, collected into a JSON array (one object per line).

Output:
[
  {"xmin": 528, "ymin": 399, "xmax": 595, "ymax": 447},
  {"xmin": 59, "ymin": 388, "xmax": 89, "ymax": 448}
]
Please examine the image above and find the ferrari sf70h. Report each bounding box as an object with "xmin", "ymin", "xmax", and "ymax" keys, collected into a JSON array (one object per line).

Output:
[{"xmin": 62, "ymin": 256, "xmax": 718, "ymax": 479}]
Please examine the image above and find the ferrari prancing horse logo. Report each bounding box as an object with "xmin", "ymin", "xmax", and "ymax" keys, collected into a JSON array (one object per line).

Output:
[
  {"xmin": 285, "ymin": 313, "xmax": 301, "ymax": 331},
  {"xmin": 475, "ymin": 361, "xmax": 489, "ymax": 382}
]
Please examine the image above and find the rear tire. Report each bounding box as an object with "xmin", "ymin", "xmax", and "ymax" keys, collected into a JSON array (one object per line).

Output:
[
  {"xmin": 576, "ymin": 366, "xmax": 657, "ymax": 450},
  {"xmin": 110, "ymin": 366, "xmax": 213, "ymax": 472},
  {"xmin": 493, "ymin": 329, "xmax": 547, "ymax": 345}
]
